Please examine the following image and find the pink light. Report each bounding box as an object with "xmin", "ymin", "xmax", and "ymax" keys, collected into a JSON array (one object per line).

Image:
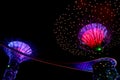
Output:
[{"xmin": 81, "ymin": 28, "xmax": 104, "ymax": 48}]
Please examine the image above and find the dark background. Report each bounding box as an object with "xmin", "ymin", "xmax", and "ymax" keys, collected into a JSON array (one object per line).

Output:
[{"xmin": 0, "ymin": 0, "xmax": 120, "ymax": 80}]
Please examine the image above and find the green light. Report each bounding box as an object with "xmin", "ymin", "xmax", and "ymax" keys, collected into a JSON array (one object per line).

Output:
[
  {"xmin": 7, "ymin": 65, "xmax": 10, "ymax": 68},
  {"xmin": 96, "ymin": 47, "xmax": 102, "ymax": 51}
]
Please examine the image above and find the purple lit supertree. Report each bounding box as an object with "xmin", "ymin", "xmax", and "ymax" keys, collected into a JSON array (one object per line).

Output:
[
  {"xmin": 69, "ymin": 57, "xmax": 120, "ymax": 80},
  {"xmin": 72, "ymin": 57, "xmax": 117, "ymax": 72},
  {"xmin": 2, "ymin": 41, "xmax": 32, "ymax": 80}
]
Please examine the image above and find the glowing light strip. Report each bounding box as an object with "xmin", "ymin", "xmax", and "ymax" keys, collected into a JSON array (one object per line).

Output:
[
  {"xmin": 72, "ymin": 57, "xmax": 117, "ymax": 72},
  {"xmin": 0, "ymin": 43, "xmax": 117, "ymax": 72},
  {"xmin": 0, "ymin": 43, "xmax": 81, "ymax": 71}
]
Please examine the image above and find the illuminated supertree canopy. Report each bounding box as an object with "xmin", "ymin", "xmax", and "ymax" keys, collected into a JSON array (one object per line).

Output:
[
  {"xmin": 5, "ymin": 41, "xmax": 32, "ymax": 63},
  {"xmin": 78, "ymin": 23, "xmax": 111, "ymax": 50},
  {"xmin": 2, "ymin": 41, "xmax": 33, "ymax": 80},
  {"xmin": 53, "ymin": 0, "xmax": 120, "ymax": 59}
]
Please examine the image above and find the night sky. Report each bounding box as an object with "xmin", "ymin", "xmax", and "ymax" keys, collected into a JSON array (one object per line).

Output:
[{"xmin": 0, "ymin": 0, "xmax": 120, "ymax": 80}]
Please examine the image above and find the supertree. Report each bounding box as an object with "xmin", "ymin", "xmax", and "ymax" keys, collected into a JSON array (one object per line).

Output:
[
  {"xmin": 2, "ymin": 41, "xmax": 32, "ymax": 80},
  {"xmin": 53, "ymin": 0, "xmax": 120, "ymax": 59},
  {"xmin": 70, "ymin": 57, "xmax": 119, "ymax": 80},
  {"xmin": 72, "ymin": 57, "xmax": 117, "ymax": 72},
  {"xmin": 53, "ymin": 0, "xmax": 120, "ymax": 79}
]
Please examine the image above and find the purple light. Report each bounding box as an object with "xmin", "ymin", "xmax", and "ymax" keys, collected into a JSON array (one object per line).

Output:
[
  {"xmin": 5, "ymin": 41, "xmax": 32, "ymax": 63},
  {"xmin": 73, "ymin": 57, "xmax": 117, "ymax": 72}
]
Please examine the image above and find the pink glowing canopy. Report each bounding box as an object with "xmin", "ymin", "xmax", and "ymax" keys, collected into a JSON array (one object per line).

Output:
[
  {"xmin": 5, "ymin": 41, "xmax": 33, "ymax": 63},
  {"xmin": 78, "ymin": 23, "xmax": 108, "ymax": 48},
  {"xmin": 82, "ymin": 28, "xmax": 104, "ymax": 48}
]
